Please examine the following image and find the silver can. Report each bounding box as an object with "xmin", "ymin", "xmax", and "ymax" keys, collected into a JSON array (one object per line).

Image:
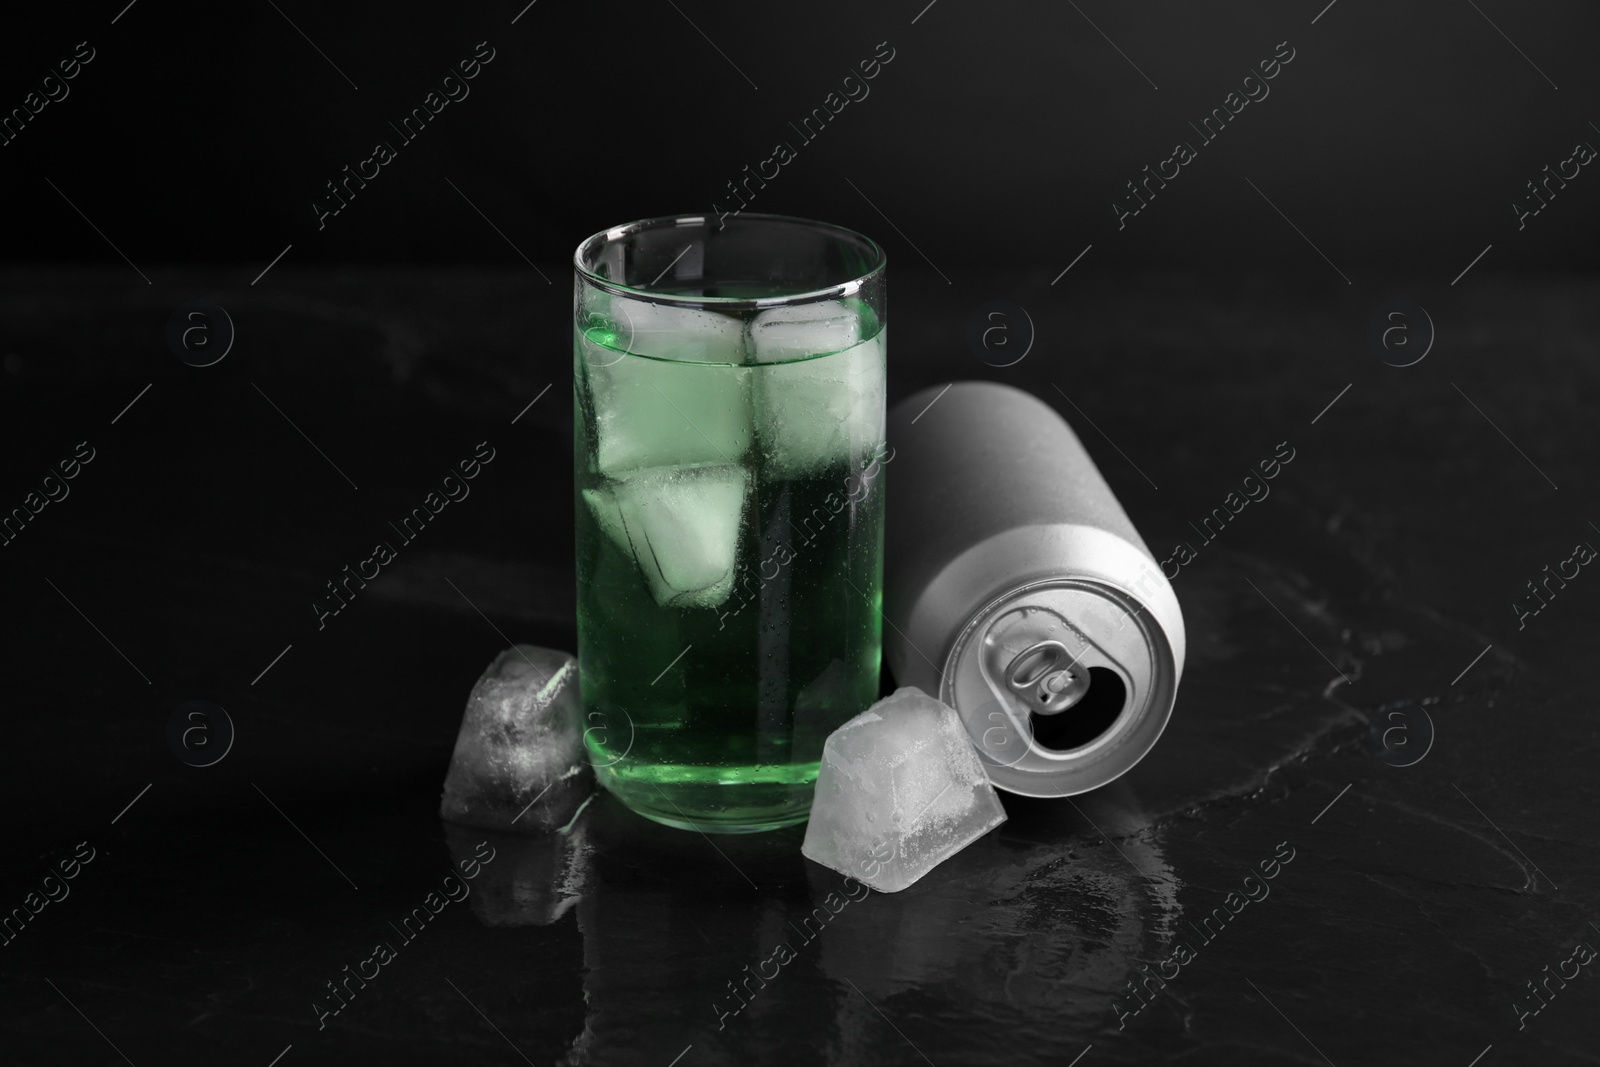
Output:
[{"xmin": 883, "ymin": 381, "xmax": 1185, "ymax": 797}]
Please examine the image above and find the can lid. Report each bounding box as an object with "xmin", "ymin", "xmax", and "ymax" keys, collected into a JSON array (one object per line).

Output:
[{"xmin": 939, "ymin": 577, "xmax": 1177, "ymax": 797}]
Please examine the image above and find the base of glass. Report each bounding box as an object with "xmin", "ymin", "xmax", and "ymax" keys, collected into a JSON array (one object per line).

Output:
[
  {"xmin": 627, "ymin": 803, "xmax": 811, "ymax": 835},
  {"xmin": 594, "ymin": 760, "xmax": 818, "ymax": 834}
]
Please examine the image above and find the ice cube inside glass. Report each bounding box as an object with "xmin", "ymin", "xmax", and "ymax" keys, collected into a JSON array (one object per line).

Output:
[{"xmin": 573, "ymin": 214, "xmax": 888, "ymax": 832}]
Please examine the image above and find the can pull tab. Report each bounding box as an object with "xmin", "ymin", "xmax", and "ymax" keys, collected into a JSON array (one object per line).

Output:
[{"xmin": 1004, "ymin": 641, "xmax": 1090, "ymax": 716}]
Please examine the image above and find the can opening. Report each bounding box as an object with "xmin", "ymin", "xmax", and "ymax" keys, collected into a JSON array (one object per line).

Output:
[{"xmin": 1029, "ymin": 667, "xmax": 1126, "ymax": 751}]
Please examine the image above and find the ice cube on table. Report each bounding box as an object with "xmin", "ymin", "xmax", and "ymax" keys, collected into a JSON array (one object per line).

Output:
[
  {"xmin": 440, "ymin": 645, "xmax": 593, "ymax": 835},
  {"xmin": 748, "ymin": 299, "xmax": 864, "ymax": 364},
  {"xmin": 753, "ymin": 329, "xmax": 885, "ymax": 478},
  {"xmin": 582, "ymin": 463, "xmax": 750, "ymax": 609},
  {"xmin": 579, "ymin": 320, "xmax": 750, "ymax": 476},
  {"xmin": 802, "ymin": 686, "xmax": 1006, "ymax": 893}
]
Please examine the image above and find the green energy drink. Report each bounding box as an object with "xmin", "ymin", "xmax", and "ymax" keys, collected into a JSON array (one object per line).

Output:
[{"xmin": 572, "ymin": 214, "xmax": 888, "ymax": 832}]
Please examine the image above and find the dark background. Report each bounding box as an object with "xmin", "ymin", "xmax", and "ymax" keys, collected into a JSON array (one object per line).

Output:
[
  {"xmin": 1, "ymin": 0, "xmax": 1596, "ymax": 272},
  {"xmin": 2, "ymin": 2, "xmax": 1598, "ymax": 1066}
]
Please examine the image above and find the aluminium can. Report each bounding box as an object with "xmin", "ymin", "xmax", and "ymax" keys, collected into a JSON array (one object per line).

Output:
[{"xmin": 883, "ymin": 381, "xmax": 1185, "ymax": 797}]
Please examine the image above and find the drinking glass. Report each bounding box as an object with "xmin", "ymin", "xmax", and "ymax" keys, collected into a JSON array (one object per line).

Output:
[{"xmin": 573, "ymin": 213, "xmax": 888, "ymax": 832}]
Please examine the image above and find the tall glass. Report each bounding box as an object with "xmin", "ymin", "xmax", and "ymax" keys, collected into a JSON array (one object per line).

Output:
[{"xmin": 573, "ymin": 214, "xmax": 887, "ymax": 833}]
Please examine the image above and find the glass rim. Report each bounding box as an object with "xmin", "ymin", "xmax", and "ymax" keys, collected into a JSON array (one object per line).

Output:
[{"xmin": 572, "ymin": 211, "xmax": 887, "ymax": 309}]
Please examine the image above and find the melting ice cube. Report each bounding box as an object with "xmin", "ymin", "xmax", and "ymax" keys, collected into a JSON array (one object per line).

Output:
[
  {"xmin": 613, "ymin": 300, "xmax": 746, "ymax": 365},
  {"xmin": 579, "ymin": 308, "xmax": 750, "ymax": 475},
  {"xmin": 582, "ymin": 463, "xmax": 750, "ymax": 609},
  {"xmin": 440, "ymin": 645, "xmax": 593, "ymax": 834},
  {"xmin": 748, "ymin": 300, "xmax": 864, "ymax": 364},
  {"xmin": 753, "ymin": 321, "xmax": 885, "ymax": 478},
  {"xmin": 801, "ymin": 686, "xmax": 1006, "ymax": 893}
]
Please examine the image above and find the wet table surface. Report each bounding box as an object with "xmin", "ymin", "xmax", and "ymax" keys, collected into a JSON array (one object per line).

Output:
[{"xmin": 2, "ymin": 265, "xmax": 1597, "ymax": 1066}]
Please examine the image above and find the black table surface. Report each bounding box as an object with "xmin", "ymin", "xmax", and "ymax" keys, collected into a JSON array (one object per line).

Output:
[{"xmin": 2, "ymin": 265, "xmax": 1596, "ymax": 1066}]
